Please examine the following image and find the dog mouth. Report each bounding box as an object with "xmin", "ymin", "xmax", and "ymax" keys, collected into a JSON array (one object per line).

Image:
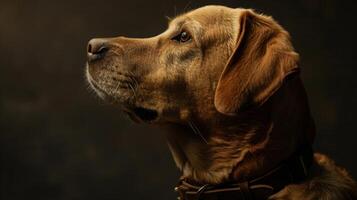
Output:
[
  {"xmin": 125, "ymin": 107, "xmax": 159, "ymax": 123},
  {"xmin": 86, "ymin": 66, "xmax": 159, "ymax": 123}
]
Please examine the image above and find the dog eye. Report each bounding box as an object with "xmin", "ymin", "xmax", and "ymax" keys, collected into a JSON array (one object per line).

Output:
[{"xmin": 172, "ymin": 31, "xmax": 191, "ymax": 43}]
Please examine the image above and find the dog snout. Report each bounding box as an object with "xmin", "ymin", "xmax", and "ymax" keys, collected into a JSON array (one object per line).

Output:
[{"xmin": 87, "ymin": 38, "xmax": 109, "ymax": 62}]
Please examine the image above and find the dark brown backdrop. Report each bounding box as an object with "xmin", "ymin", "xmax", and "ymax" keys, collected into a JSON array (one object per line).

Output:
[{"xmin": 1, "ymin": 0, "xmax": 356, "ymax": 199}]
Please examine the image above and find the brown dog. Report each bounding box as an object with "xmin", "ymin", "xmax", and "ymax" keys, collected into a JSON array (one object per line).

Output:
[{"xmin": 86, "ymin": 5, "xmax": 357, "ymax": 200}]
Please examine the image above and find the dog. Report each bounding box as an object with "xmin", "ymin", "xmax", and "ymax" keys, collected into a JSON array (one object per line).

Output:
[{"xmin": 85, "ymin": 5, "xmax": 357, "ymax": 200}]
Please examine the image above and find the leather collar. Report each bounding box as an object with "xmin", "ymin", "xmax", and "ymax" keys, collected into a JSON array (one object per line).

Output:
[{"xmin": 175, "ymin": 144, "xmax": 313, "ymax": 200}]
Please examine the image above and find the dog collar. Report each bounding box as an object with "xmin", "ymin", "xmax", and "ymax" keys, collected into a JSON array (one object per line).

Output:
[{"xmin": 175, "ymin": 144, "xmax": 313, "ymax": 200}]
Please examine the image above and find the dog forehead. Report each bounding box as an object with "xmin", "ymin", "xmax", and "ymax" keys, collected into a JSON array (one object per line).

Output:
[
  {"xmin": 188, "ymin": 5, "xmax": 231, "ymax": 15},
  {"xmin": 168, "ymin": 5, "xmax": 244, "ymax": 38},
  {"xmin": 187, "ymin": 6, "xmax": 241, "ymax": 24}
]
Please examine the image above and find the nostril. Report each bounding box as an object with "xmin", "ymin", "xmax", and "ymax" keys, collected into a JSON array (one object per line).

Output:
[
  {"xmin": 87, "ymin": 43, "xmax": 92, "ymax": 54},
  {"xmin": 87, "ymin": 38, "xmax": 110, "ymax": 62},
  {"xmin": 87, "ymin": 38, "xmax": 109, "ymax": 54}
]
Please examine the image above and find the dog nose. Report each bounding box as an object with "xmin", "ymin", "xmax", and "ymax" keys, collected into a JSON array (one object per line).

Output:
[{"xmin": 87, "ymin": 38, "xmax": 109, "ymax": 62}]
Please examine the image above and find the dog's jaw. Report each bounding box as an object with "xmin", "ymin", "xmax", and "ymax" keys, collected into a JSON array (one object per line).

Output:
[{"xmin": 86, "ymin": 63, "xmax": 163, "ymax": 123}]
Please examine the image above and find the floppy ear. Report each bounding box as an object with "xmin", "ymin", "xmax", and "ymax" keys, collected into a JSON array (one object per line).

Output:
[{"xmin": 214, "ymin": 10, "xmax": 300, "ymax": 115}]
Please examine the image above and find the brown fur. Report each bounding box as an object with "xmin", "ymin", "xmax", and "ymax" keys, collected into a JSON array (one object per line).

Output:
[{"xmin": 86, "ymin": 5, "xmax": 357, "ymax": 199}]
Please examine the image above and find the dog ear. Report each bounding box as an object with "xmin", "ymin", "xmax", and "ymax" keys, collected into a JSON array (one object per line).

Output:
[{"xmin": 214, "ymin": 10, "xmax": 300, "ymax": 115}]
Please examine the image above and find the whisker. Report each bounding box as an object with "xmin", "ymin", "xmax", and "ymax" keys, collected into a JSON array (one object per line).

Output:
[
  {"xmin": 128, "ymin": 83, "xmax": 137, "ymax": 99},
  {"xmin": 111, "ymin": 81, "xmax": 121, "ymax": 95},
  {"xmin": 133, "ymin": 77, "xmax": 139, "ymax": 88},
  {"xmin": 128, "ymin": 71, "xmax": 139, "ymax": 88},
  {"xmin": 188, "ymin": 121, "xmax": 208, "ymax": 144}
]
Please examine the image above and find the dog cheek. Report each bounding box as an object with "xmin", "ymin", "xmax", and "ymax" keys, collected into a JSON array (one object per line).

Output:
[
  {"xmin": 162, "ymin": 48, "xmax": 198, "ymax": 68},
  {"xmin": 178, "ymin": 49, "xmax": 197, "ymax": 62}
]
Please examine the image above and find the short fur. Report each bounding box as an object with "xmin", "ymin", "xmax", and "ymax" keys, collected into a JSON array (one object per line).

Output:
[{"xmin": 86, "ymin": 5, "xmax": 357, "ymax": 199}]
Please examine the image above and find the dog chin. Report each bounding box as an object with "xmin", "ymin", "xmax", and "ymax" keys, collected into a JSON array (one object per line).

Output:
[{"xmin": 85, "ymin": 66, "xmax": 115, "ymax": 102}]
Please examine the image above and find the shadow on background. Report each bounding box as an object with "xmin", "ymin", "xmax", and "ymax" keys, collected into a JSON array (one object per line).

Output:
[{"xmin": 0, "ymin": 0, "xmax": 356, "ymax": 199}]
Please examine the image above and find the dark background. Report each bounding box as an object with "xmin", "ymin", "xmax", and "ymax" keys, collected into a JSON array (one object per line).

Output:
[{"xmin": 1, "ymin": 0, "xmax": 356, "ymax": 199}]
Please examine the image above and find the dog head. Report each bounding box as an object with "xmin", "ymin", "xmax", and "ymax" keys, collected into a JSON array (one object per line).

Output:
[{"xmin": 86, "ymin": 5, "xmax": 299, "ymax": 125}]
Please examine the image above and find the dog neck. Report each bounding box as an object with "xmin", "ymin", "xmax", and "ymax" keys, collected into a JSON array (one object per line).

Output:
[{"xmin": 165, "ymin": 77, "xmax": 315, "ymax": 185}]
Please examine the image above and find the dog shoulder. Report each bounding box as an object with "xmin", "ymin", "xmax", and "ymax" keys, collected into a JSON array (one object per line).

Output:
[{"xmin": 270, "ymin": 153, "xmax": 357, "ymax": 200}]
